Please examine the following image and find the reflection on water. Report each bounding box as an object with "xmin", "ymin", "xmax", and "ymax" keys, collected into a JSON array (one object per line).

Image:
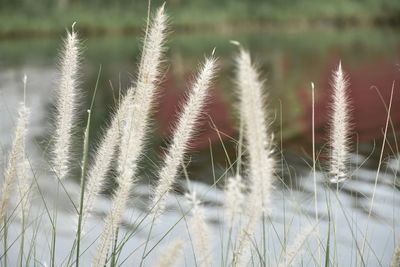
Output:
[{"xmin": 0, "ymin": 28, "xmax": 399, "ymax": 266}]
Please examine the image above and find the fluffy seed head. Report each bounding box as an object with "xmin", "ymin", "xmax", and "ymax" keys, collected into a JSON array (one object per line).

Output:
[
  {"xmin": 186, "ymin": 192, "xmax": 212, "ymax": 267},
  {"xmin": 150, "ymin": 56, "xmax": 217, "ymax": 219},
  {"xmin": 232, "ymin": 49, "xmax": 275, "ymax": 266},
  {"xmin": 52, "ymin": 26, "xmax": 80, "ymax": 180},
  {"xmin": 224, "ymin": 174, "xmax": 244, "ymax": 226},
  {"xmin": 0, "ymin": 103, "xmax": 30, "ymax": 222},
  {"xmin": 329, "ymin": 62, "xmax": 351, "ymax": 183},
  {"xmin": 80, "ymin": 93, "xmax": 131, "ymax": 230},
  {"xmin": 390, "ymin": 241, "xmax": 400, "ymax": 267},
  {"xmin": 117, "ymin": 5, "xmax": 167, "ymax": 175},
  {"xmin": 152, "ymin": 239, "xmax": 184, "ymax": 267},
  {"xmin": 92, "ymin": 7, "xmax": 167, "ymax": 267},
  {"xmin": 278, "ymin": 225, "xmax": 316, "ymax": 267},
  {"xmin": 235, "ymin": 49, "xmax": 274, "ymax": 213}
]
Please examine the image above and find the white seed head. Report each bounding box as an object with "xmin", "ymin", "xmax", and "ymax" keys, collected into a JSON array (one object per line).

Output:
[
  {"xmin": 278, "ymin": 225, "xmax": 316, "ymax": 267},
  {"xmin": 329, "ymin": 62, "xmax": 351, "ymax": 183},
  {"xmin": 186, "ymin": 192, "xmax": 212, "ymax": 267},
  {"xmin": 151, "ymin": 239, "xmax": 184, "ymax": 267},
  {"xmin": 232, "ymin": 49, "xmax": 275, "ymax": 266},
  {"xmin": 150, "ymin": 56, "xmax": 217, "ymax": 219},
  {"xmin": 224, "ymin": 174, "xmax": 244, "ymax": 226},
  {"xmin": 0, "ymin": 103, "xmax": 30, "ymax": 221},
  {"xmin": 52, "ymin": 28, "xmax": 80, "ymax": 180},
  {"xmin": 92, "ymin": 7, "xmax": 168, "ymax": 267}
]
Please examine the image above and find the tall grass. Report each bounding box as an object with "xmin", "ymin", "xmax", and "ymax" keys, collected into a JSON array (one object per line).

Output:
[
  {"xmin": 232, "ymin": 48, "xmax": 275, "ymax": 267},
  {"xmin": 0, "ymin": 4, "xmax": 398, "ymax": 267},
  {"xmin": 92, "ymin": 6, "xmax": 167, "ymax": 267}
]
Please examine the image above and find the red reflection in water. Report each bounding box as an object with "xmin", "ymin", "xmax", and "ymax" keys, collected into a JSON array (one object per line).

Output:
[
  {"xmin": 156, "ymin": 60, "xmax": 400, "ymax": 151},
  {"xmin": 302, "ymin": 59, "xmax": 400, "ymax": 144}
]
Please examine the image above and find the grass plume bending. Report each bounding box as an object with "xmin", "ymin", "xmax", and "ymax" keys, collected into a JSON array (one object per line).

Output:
[{"xmin": 150, "ymin": 55, "xmax": 217, "ymax": 219}]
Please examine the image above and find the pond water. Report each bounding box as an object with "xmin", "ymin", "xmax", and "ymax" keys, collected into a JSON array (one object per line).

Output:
[{"xmin": 0, "ymin": 28, "xmax": 399, "ymax": 266}]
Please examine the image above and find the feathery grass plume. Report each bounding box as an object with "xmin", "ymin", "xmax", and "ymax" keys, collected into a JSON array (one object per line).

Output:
[
  {"xmin": 232, "ymin": 49, "xmax": 275, "ymax": 266},
  {"xmin": 150, "ymin": 55, "xmax": 217, "ymax": 219},
  {"xmin": 0, "ymin": 101, "xmax": 29, "ymax": 222},
  {"xmin": 117, "ymin": 3, "xmax": 167, "ymax": 175},
  {"xmin": 16, "ymin": 159, "xmax": 32, "ymax": 220},
  {"xmin": 329, "ymin": 62, "xmax": 351, "ymax": 183},
  {"xmin": 91, "ymin": 6, "xmax": 167, "ymax": 267},
  {"xmin": 151, "ymin": 239, "xmax": 184, "ymax": 267},
  {"xmin": 391, "ymin": 241, "xmax": 400, "ymax": 267},
  {"xmin": 277, "ymin": 225, "xmax": 316, "ymax": 267},
  {"xmin": 79, "ymin": 90, "xmax": 133, "ymax": 230},
  {"xmin": 52, "ymin": 23, "xmax": 80, "ymax": 180},
  {"xmin": 224, "ymin": 174, "xmax": 244, "ymax": 226},
  {"xmin": 186, "ymin": 192, "xmax": 212, "ymax": 267}
]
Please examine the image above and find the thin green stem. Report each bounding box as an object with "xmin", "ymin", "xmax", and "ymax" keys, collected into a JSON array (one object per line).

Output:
[{"xmin": 76, "ymin": 65, "xmax": 100, "ymax": 267}]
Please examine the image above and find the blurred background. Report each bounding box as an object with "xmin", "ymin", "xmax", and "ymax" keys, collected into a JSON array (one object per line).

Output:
[{"xmin": 0, "ymin": 0, "xmax": 400, "ymax": 183}]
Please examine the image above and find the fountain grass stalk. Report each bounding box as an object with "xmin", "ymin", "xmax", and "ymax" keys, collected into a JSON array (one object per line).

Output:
[
  {"xmin": 76, "ymin": 67, "xmax": 99, "ymax": 266},
  {"xmin": 233, "ymin": 48, "xmax": 275, "ymax": 266},
  {"xmin": 50, "ymin": 24, "xmax": 81, "ymax": 267},
  {"xmin": 150, "ymin": 55, "xmax": 217, "ymax": 219},
  {"xmin": 92, "ymin": 6, "xmax": 167, "ymax": 267}
]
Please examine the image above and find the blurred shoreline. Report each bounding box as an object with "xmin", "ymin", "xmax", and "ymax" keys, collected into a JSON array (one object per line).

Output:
[{"xmin": 1, "ymin": 1, "xmax": 400, "ymax": 40}]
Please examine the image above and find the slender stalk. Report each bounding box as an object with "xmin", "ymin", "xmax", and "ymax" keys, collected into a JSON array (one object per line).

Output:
[
  {"xmin": 50, "ymin": 182, "xmax": 59, "ymax": 267},
  {"xmin": 3, "ymin": 217, "xmax": 7, "ymax": 267},
  {"xmin": 18, "ymin": 215, "xmax": 25, "ymax": 267},
  {"xmin": 76, "ymin": 110, "xmax": 92, "ymax": 267},
  {"xmin": 361, "ymin": 82, "xmax": 394, "ymax": 259},
  {"xmin": 75, "ymin": 65, "xmax": 100, "ymax": 266},
  {"xmin": 311, "ymin": 82, "xmax": 321, "ymax": 264}
]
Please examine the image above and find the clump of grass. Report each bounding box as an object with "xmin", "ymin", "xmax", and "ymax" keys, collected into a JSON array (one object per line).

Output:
[
  {"xmin": 91, "ymin": 6, "xmax": 168, "ymax": 267},
  {"xmin": 0, "ymin": 4, "xmax": 398, "ymax": 267},
  {"xmin": 80, "ymin": 3, "xmax": 168, "ymax": 233}
]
